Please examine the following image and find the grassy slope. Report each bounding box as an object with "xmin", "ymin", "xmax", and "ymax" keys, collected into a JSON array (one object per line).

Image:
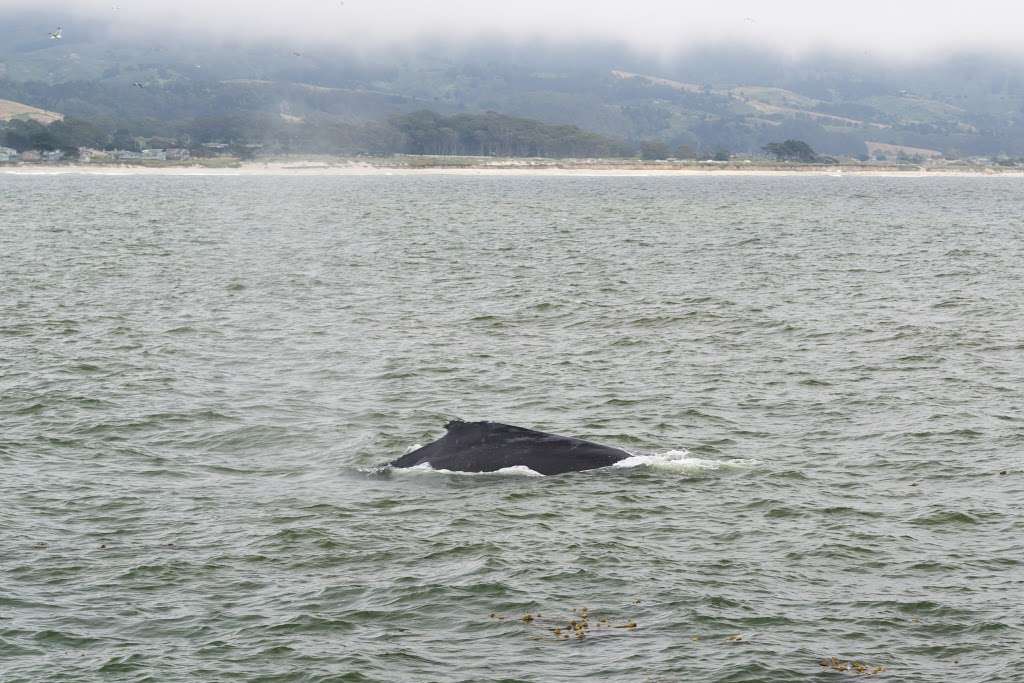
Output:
[{"xmin": 0, "ymin": 98, "xmax": 62, "ymax": 123}]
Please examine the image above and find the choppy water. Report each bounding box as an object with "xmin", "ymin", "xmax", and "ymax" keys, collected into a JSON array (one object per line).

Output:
[{"xmin": 1, "ymin": 174, "xmax": 1022, "ymax": 682}]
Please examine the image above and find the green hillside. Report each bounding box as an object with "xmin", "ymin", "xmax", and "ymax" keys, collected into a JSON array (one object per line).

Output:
[{"xmin": 2, "ymin": 12, "xmax": 1024, "ymax": 157}]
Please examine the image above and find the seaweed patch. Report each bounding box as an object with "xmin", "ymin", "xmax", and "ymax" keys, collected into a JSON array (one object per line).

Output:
[
  {"xmin": 819, "ymin": 657, "xmax": 887, "ymax": 676},
  {"xmin": 490, "ymin": 605, "xmax": 638, "ymax": 641}
]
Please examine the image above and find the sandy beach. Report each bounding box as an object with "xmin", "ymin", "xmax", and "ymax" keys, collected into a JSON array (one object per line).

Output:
[{"xmin": 3, "ymin": 160, "xmax": 1023, "ymax": 178}]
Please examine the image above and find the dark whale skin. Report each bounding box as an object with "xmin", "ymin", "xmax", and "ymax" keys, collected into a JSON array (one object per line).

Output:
[{"xmin": 389, "ymin": 420, "xmax": 632, "ymax": 475}]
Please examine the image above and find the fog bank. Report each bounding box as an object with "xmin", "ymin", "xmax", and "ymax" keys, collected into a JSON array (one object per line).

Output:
[{"xmin": 6, "ymin": 0, "xmax": 1024, "ymax": 58}]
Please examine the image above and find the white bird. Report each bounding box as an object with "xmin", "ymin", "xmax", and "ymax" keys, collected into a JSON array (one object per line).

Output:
[{"xmin": 49, "ymin": 27, "xmax": 62, "ymax": 40}]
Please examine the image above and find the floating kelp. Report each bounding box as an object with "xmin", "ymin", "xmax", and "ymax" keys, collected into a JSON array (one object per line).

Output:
[
  {"xmin": 819, "ymin": 657, "xmax": 886, "ymax": 676},
  {"xmin": 490, "ymin": 606, "xmax": 638, "ymax": 641}
]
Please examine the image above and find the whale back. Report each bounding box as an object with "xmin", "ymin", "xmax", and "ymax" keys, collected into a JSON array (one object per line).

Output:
[{"xmin": 389, "ymin": 420, "xmax": 631, "ymax": 475}]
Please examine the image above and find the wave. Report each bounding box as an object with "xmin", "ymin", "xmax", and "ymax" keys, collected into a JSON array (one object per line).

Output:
[
  {"xmin": 377, "ymin": 449, "xmax": 760, "ymax": 477},
  {"xmin": 390, "ymin": 462, "xmax": 545, "ymax": 477},
  {"xmin": 613, "ymin": 449, "xmax": 762, "ymax": 474}
]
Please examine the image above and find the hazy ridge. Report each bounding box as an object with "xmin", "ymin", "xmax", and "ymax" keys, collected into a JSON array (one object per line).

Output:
[{"xmin": 2, "ymin": 11, "xmax": 1024, "ymax": 157}]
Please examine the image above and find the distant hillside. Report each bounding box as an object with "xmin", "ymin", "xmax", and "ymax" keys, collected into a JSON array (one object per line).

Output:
[
  {"xmin": 0, "ymin": 98, "xmax": 62, "ymax": 124},
  {"xmin": 1, "ymin": 12, "xmax": 1023, "ymax": 156},
  {"xmin": 604, "ymin": 68, "xmax": 1019, "ymax": 156},
  {"xmin": 865, "ymin": 141, "xmax": 942, "ymax": 160}
]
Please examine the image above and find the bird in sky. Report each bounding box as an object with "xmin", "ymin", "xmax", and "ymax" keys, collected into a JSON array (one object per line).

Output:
[
  {"xmin": 132, "ymin": 81, "xmax": 145, "ymax": 88},
  {"xmin": 49, "ymin": 27, "xmax": 62, "ymax": 40}
]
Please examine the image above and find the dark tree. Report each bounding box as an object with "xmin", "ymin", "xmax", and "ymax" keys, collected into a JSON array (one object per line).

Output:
[
  {"xmin": 111, "ymin": 129, "xmax": 141, "ymax": 151},
  {"xmin": 640, "ymin": 141, "xmax": 670, "ymax": 160},
  {"xmin": 390, "ymin": 110, "xmax": 631, "ymax": 158},
  {"xmin": 675, "ymin": 144, "xmax": 697, "ymax": 159},
  {"xmin": 2, "ymin": 121, "xmax": 37, "ymax": 151},
  {"xmin": 763, "ymin": 139, "xmax": 819, "ymax": 162}
]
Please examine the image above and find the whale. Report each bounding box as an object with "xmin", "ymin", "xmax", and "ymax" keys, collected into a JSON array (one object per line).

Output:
[{"xmin": 388, "ymin": 420, "xmax": 632, "ymax": 475}]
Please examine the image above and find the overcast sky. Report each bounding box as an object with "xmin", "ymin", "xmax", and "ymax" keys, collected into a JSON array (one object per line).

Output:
[{"xmin": 7, "ymin": 0, "xmax": 1024, "ymax": 57}]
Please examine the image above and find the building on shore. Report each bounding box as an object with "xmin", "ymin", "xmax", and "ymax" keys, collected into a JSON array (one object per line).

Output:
[
  {"xmin": 111, "ymin": 150, "xmax": 143, "ymax": 161},
  {"xmin": 11, "ymin": 149, "xmax": 68, "ymax": 163},
  {"xmin": 165, "ymin": 148, "xmax": 191, "ymax": 161},
  {"xmin": 78, "ymin": 147, "xmax": 113, "ymax": 163},
  {"xmin": 0, "ymin": 146, "xmax": 17, "ymax": 162},
  {"xmin": 141, "ymin": 149, "xmax": 167, "ymax": 161},
  {"xmin": 200, "ymin": 142, "xmax": 232, "ymax": 157}
]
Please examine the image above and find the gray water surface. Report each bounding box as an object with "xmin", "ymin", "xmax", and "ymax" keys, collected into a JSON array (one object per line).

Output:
[{"xmin": 1, "ymin": 174, "xmax": 1022, "ymax": 681}]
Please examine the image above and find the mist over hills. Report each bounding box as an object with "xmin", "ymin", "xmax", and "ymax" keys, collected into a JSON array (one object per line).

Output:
[{"xmin": 2, "ymin": 10, "xmax": 1024, "ymax": 158}]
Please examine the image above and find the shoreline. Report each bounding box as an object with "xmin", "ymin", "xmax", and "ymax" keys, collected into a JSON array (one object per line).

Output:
[{"xmin": 2, "ymin": 160, "xmax": 1023, "ymax": 178}]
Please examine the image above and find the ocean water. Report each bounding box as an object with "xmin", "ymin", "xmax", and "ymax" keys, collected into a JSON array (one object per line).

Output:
[{"xmin": 1, "ymin": 173, "xmax": 1022, "ymax": 682}]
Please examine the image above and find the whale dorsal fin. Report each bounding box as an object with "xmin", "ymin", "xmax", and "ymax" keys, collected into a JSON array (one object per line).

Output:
[{"xmin": 444, "ymin": 420, "xmax": 553, "ymax": 441}]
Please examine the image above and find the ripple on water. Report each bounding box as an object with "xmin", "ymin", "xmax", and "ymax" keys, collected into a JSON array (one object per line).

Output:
[{"xmin": 2, "ymin": 175, "xmax": 1023, "ymax": 681}]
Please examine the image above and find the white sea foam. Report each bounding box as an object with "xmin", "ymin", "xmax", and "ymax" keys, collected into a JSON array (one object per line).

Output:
[
  {"xmin": 382, "ymin": 448, "xmax": 760, "ymax": 477},
  {"xmin": 613, "ymin": 449, "xmax": 762, "ymax": 474},
  {"xmin": 393, "ymin": 462, "xmax": 545, "ymax": 477}
]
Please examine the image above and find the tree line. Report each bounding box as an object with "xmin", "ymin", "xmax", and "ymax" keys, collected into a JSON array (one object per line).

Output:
[
  {"xmin": 392, "ymin": 110, "xmax": 632, "ymax": 158},
  {"xmin": 1, "ymin": 110, "xmax": 637, "ymax": 159}
]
